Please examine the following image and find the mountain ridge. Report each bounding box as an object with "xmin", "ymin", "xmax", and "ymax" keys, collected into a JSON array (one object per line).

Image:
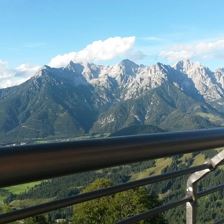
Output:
[{"xmin": 0, "ymin": 59, "xmax": 224, "ymax": 145}]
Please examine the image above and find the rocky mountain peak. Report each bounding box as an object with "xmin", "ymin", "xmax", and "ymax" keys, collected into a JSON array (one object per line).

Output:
[
  {"xmin": 119, "ymin": 59, "xmax": 138, "ymax": 68},
  {"xmin": 2, "ymin": 59, "xmax": 224, "ymax": 144},
  {"xmin": 118, "ymin": 59, "xmax": 139, "ymax": 76},
  {"xmin": 216, "ymin": 68, "xmax": 224, "ymax": 74},
  {"xmin": 214, "ymin": 68, "xmax": 224, "ymax": 89},
  {"xmin": 28, "ymin": 59, "xmax": 224, "ymax": 103},
  {"xmin": 33, "ymin": 65, "xmax": 52, "ymax": 78},
  {"xmin": 174, "ymin": 59, "xmax": 201, "ymax": 73},
  {"xmin": 66, "ymin": 61, "xmax": 84, "ymax": 73},
  {"xmin": 175, "ymin": 60, "xmax": 224, "ymax": 101}
]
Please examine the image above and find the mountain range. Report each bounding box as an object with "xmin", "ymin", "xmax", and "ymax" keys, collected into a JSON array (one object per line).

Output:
[{"xmin": 1, "ymin": 59, "xmax": 224, "ymax": 145}]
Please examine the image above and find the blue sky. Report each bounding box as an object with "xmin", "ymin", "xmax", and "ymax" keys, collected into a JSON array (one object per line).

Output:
[{"xmin": 0, "ymin": 0, "xmax": 224, "ymax": 87}]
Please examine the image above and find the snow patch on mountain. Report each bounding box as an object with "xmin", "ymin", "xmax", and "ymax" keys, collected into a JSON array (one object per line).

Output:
[
  {"xmin": 214, "ymin": 68, "xmax": 224, "ymax": 89},
  {"xmin": 32, "ymin": 59, "xmax": 224, "ymax": 103},
  {"xmin": 174, "ymin": 60, "xmax": 224, "ymax": 101}
]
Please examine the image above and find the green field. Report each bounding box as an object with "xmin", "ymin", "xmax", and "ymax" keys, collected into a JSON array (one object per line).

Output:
[{"xmin": 4, "ymin": 181, "xmax": 41, "ymax": 195}]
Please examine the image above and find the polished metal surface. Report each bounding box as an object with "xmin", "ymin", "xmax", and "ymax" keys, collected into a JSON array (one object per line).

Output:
[
  {"xmin": 1, "ymin": 128, "xmax": 224, "ymax": 187},
  {"xmin": 186, "ymin": 149, "xmax": 224, "ymax": 224}
]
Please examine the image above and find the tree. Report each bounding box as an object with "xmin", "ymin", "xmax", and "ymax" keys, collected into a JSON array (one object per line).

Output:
[
  {"xmin": 73, "ymin": 179, "xmax": 113, "ymax": 224},
  {"xmin": 23, "ymin": 215, "xmax": 48, "ymax": 224},
  {"xmin": 73, "ymin": 178, "xmax": 167, "ymax": 224}
]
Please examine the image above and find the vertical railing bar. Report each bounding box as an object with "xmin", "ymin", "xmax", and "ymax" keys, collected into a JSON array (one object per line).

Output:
[
  {"xmin": 186, "ymin": 183, "xmax": 198, "ymax": 224},
  {"xmin": 186, "ymin": 149, "xmax": 224, "ymax": 224},
  {"xmin": 0, "ymin": 164, "xmax": 211, "ymax": 224},
  {"xmin": 117, "ymin": 196, "xmax": 191, "ymax": 224}
]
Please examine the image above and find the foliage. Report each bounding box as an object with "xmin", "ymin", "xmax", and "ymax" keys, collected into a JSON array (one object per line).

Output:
[
  {"xmin": 72, "ymin": 178, "xmax": 167, "ymax": 224},
  {"xmin": 23, "ymin": 215, "xmax": 48, "ymax": 224},
  {"xmin": 2, "ymin": 149, "xmax": 224, "ymax": 223}
]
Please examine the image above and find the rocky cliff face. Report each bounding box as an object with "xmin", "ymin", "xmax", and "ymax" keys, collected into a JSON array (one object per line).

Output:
[{"xmin": 1, "ymin": 59, "xmax": 224, "ymax": 144}]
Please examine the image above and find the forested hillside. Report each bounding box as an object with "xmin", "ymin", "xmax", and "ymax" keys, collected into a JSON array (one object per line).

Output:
[{"xmin": 1, "ymin": 148, "xmax": 224, "ymax": 223}]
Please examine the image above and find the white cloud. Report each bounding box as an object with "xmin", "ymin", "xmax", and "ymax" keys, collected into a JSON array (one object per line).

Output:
[
  {"xmin": 0, "ymin": 60, "xmax": 13, "ymax": 78},
  {"xmin": 160, "ymin": 39, "xmax": 224, "ymax": 62},
  {"xmin": 49, "ymin": 36, "xmax": 136, "ymax": 67},
  {"xmin": 0, "ymin": 36, "xmax": 137, "ymax": 88},
  {"xmin": 0, "ymin": 60, "xmax": 16, "ymax": 88},
  {"xmin": 16, "ymin": 64, "xmax": 40, "ymax": 76},
  {"xmin": 0, "ymin": 61, "xmax": 40, "ymax": 89}
]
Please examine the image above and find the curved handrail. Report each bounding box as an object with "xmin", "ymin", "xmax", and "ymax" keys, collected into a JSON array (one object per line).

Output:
[{"xmin": 1, "ymin": 128, "xmax": 224, "ymax": 187}]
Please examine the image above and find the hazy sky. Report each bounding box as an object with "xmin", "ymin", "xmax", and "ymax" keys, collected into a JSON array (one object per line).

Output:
[{"xmin": 0, "ymin": 0, "xmax": 224, "ymax": 87}]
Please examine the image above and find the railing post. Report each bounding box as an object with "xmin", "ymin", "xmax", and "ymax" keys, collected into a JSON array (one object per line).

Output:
[
  {"xmin": 186, "ymin": 168, "xmax": 212, "ymax": 224},
  {"xmin": 186, "ymin": 149, "xmax": 224, "ymax": 224},
  {"xmin": 186, "ymin": 180, "xmax": 197, "ymax": 224}
]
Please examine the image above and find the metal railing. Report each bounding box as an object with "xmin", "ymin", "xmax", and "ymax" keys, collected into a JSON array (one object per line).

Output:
[{"xmin": 1, "ymin": 128, "xmax": 224, "ymax": 223}]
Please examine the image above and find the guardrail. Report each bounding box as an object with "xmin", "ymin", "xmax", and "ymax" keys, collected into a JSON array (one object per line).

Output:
[{"xmin": 1, "ymin": 128, "xmax": 224, "ymax": 223}]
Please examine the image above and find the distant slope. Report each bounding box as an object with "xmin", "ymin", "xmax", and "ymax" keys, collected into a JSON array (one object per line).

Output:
[
  {"xmin": 92, "ymin": 83, "xmax": 222, "ymax": 134},
  {"xmin": 0, "ymin": 66, "xmax": 98, "ymax": 144},
  {"xmin": 0, "ymin": 59, "xmax": 224, "ymax": 144},
  {"xmin": 110, "ymin": 125, "xmax": 164, "ymax": 137}
]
